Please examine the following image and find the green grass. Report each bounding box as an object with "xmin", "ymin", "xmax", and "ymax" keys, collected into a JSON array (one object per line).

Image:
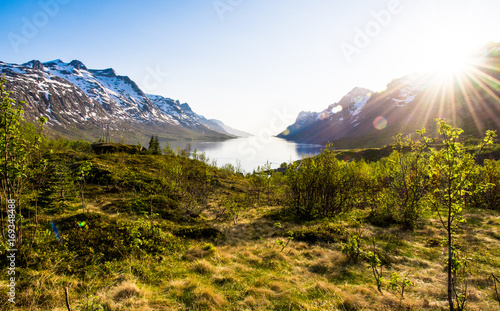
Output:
[{"xmin": 1, "ymin": 149, "xmax": 500, "ymax": 311}]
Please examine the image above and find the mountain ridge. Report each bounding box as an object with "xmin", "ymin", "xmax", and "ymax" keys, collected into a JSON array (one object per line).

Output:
[
  {"xmin": 0, "ymin": 59, "xmax": 238, "ymax": 144},
  {"xmin": 278, "ymin": 43, "xmax": 500, "ymax": 148}
]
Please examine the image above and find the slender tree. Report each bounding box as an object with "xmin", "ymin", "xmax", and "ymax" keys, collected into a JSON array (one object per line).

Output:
[
  {"xmin": 425, "ymin": 119, "xmax": 496, "ymax": 311},
  {"xmin": 75, "ymin": 161, "xmax": 93, "ymax": 213},
  {"xmin": 0, "ymin": 77, "xmax": 29, "ymax": 244}
]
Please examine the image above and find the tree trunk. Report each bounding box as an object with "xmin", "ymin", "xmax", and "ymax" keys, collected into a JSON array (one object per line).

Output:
[{"xmin": 447, "ymin": 220, "xmax": 454, "ymax": 311}]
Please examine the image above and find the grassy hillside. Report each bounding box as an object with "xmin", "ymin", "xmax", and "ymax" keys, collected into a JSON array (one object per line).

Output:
[
  {"xmin": 1, "ymin": 137, "xmax": 499, "ymax": 311},
  {"xmin": 1, "ymin": 112, "xmax": 500, "ymax": 310}
]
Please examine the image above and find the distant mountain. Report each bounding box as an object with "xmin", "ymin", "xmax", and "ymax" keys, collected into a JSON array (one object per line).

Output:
[
  {"xmin": 0, "ymin": 59, "xmax": 240, "ymax": 143},
  {"xmin": 278, "ymin": 43, "xmax": 500, "ymax": 148},
  {"xmin": 208, "ymin": 119, "xmax": 252, "ymax": 137}
]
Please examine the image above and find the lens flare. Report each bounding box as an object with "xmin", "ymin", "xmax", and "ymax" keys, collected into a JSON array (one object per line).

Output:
[
  {"xmin": 373, "ymin": 116, "xmax": 387, "ymax": 130},
  {"xmin": 331, "ymin": 105, "xmax": 343, "ymax": 114},
  {"xmin": 50, "ymin": 221, "xmax": 61, "ymax": 243}
]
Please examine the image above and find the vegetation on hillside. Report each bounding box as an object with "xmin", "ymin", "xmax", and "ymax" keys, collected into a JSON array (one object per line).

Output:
[{"xmin": 1, "ymin": 78, "xmax": 500, "ymax": 310}]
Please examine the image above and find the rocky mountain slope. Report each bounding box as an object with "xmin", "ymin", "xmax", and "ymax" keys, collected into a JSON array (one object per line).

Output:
[
  {"xmin": 278, "ymin": 43, "xmax": 500, "ymax": 148},
  {"xmin": 0, "ymin": 59, "xmax": 236, "ymax": 143}
]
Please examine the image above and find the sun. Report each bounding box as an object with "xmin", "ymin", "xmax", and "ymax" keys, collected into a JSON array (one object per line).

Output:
[
  {"xmin": 432, "ymin": 48, "xmax": 472, "ymax": 77},
  {"xmin": 411, "ymin": 38, "xmax": 500, "ymax": 136},
  {"xmin": 414, "ymin": 2, "xmax": 487, "ymax": 79},
  {"xmin": 421, "ymin": 37, "xmax": 478, "ymax": 81}
]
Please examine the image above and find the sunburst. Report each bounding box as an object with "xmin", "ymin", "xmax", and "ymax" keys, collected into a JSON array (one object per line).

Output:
[{"xmin": 416, "ymin": 47, "xmax": 500, "ymax": 135}]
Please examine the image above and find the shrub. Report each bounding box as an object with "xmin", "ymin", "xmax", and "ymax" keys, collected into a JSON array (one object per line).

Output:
[
  {"xmin": 369, "ymin": 134, "xmax": 430, "ymax": 230},
  {"xmin": 339, "ymin": 234, "xmax": 363, "ymax": 264},
  {"xmin": 173, "ymin": 225, "xmax": 223, "ymax": 240},
  {"xmin": 468, "ymin": 159, "xmax": 500, "ymax": 210},
  {"xmin": 293, "ymin": 223, "xmax": 347, "ymax": 244},
  {"xmin": 51, "ymin": 213, "xmax": 185, "ymax": 271},
  {"xmin": 286, "ymin": 146, "xmax": 360, "ymax": 219}
]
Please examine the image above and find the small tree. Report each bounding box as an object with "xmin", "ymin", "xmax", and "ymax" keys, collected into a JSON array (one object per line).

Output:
[
  {"xmin": 366, "ymin": 238, "xmax": 384, "ymax": 293},
  {"xmin": 385, "ymin": 134, "xmax": 429, "ymax": 230},
  {"xmin": 339, "ymin": 233, "xmax": 363, "ymax": 264},
  {"xmin": 0, "ymin": 77, "xmax": 29, "ymax": 245},
  {"xmin": 387, "ymin": 271, "xmax": 413, "ymax": 303},
  {"xmin": 75, "ymin": 161, "xmax": 93, "ymax": 213},
  {"xmin": 425, "ymin": 119, "xmax": 496, "ymax": 311},
  {"xmin": 25, "ymin": 116, "xmax": 48, "ymax": 261},
  {"xmin": 148, "ymin": 135, "xmax": 161, "ymax": 155},
  {"xmin": 163, "ymin": 140, "xmax": 175, "ymax": 156}
]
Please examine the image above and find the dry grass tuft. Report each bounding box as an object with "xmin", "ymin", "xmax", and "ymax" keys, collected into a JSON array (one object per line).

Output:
[
  {"xmin": 191, "ymin": 259, "xmax": 215, "ymax": 275},
  {"xmin": 293, "ymin": 241, "xmax": 310, "ymax": 251},
  {"xmin": 242, "ymin": 295, "xmax": 271, "ymax": 310},
  {"xmin": 183, "ymin": 243, "xmax": 216, "ymax": 261},
  {"xmin": 339, "ymin": 292, "xmax": 368, "ymax": 311},
  {"xmin": 167, "ymin": 278, "xmax": 198, "ymax": 301},
  {"xmin": 112, "ymin": 281, "xmax": 141, "ymax": 301},
  {"xmin": 193, "ymin": 285, "xmax": 227, "ymax": 310},
  {"xmin": 211, "ymin": 268, "xmax": 236, "ymax": 285},
  {"xmin": 268, "ymin": 280, "xmax": 286, "ymax": 293},
  {"xmin": 246, "ymin": 286, "xmax": 277, "ymax": 298},
  {"xmin": 309, "ymin": 257, "xmax": 334, "ymax": 274},
  {"xmin": 313, "ymin": 281, "xmax": 339, "ymax": 295}
]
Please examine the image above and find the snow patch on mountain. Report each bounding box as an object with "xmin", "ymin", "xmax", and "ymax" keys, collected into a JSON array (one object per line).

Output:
[{"xmin": 1, "ymin": 59, "xmax": 240, "ymax": 140}]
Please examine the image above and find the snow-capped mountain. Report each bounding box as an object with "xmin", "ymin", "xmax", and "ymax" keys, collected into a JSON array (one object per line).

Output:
[
  {"xmin": 278, "ymin": 43, "xmax": 500, "ymax": 148},
  {"xmin": 0, "ymin": 59, "xmax": 236, "ymax": 142},
  {"xmin": 278, "ymin": 87, "xmax": 373, "ymax": 143}
]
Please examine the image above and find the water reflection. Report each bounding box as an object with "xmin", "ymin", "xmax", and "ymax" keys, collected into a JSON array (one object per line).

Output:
[{"xmin": 163, "ymin": 136, "xmax": 324, "ymax": 173}]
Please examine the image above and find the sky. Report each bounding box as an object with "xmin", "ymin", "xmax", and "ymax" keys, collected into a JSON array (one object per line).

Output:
[{"xmin": 1, "ymin": 0, "xmax": 500, "ymax": 135}]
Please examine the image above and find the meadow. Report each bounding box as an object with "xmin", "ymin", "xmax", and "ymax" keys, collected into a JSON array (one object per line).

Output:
[{"xmin": 1, "ymin": 118, "xmax": 500, "ymax": 311}]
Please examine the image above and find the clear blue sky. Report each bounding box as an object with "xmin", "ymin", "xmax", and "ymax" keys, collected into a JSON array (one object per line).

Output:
[{"xmin": 1, "ymin": 0, "xmax": 500, "ymax": 134}]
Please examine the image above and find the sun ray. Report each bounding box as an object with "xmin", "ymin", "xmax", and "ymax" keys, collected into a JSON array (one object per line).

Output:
[
  {"xmin": 461, "ymin": 67, "xmax": 500, "ymax": 130},
  {"xmin": 467, "ymin": 67, "xmax": 500, "ymax": 108},
  {"xmin": 455, "ymin": 70, "xmax": 485, "ymax": 134}
]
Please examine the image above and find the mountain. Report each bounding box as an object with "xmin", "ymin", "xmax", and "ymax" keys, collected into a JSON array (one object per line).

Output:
[
  {"xmin": 0, "ymin": 59, "xmax": 238, "ymax": 143},
  {"xmin": 278, "ymin": 87, "xmax": 373, "ymax": 144},
  {"xmin": 278, "ymin": 43, "xmax": 500, "ymax": 148},
  {"xmin": 208, "ymin": 119, "xmax": 252, "ymax": 137}
]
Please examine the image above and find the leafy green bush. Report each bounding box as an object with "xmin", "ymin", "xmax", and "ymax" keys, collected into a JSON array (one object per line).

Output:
[
  {"xmin": 367, "ymin": 134, "xmax": 430, "ymax": 230},
  {"xmin": 46, "ymin": 213, "xmax": 185, "ymax": 272},
  {"xmin": 286, "ymin": 146, "xmax": 361, "ymax": 219},
  {"xmin": 468, "ymin": 159, "xmax": 500, "ymax": 210},
  {"xmin": 339, "ymin": 234, "xmax": 363, "ymax": 264}
]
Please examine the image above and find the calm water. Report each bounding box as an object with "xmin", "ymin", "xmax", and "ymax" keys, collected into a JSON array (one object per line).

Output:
[{"xmin": 165, "ymin": 136, "xmax": 324, "ymax": 173}]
